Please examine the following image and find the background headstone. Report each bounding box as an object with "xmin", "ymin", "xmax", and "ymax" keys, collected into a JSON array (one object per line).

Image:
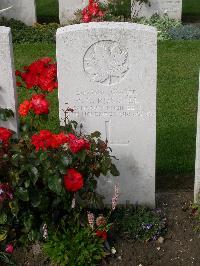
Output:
[
  {"xmin": 57, "ymin": 22, "xmax": 157, "ymax": 206},
  {"xmin": 59, "ymin": 0, "xmax": 107, "ymax": 24},
  {"xmin": 132, "ymin": 0, "xmax": 182, "ymax": 20},
  {"xmin": 0, "ymin": 26, "xmax": 18, "ymax": 134},
  {"xmin": 0, "ymin": 0, "xmax": 36, "ymax": 26},
  {"xmin": 195, "ymin": 73, "xmax": 200, "ymax": 203}
]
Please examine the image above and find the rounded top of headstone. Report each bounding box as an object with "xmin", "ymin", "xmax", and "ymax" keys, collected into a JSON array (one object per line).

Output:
[
  {"xmin": 57, "ymin": 22, "xmax": 157, "ymax": 36},
  {"xmin": 0, "ymin": 26, "xmax": 11, "ymax": 34}
]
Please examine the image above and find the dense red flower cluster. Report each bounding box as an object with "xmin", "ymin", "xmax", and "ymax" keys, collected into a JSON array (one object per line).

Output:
[
  {"xmin": 31, "ymin": 130, "xmax": 68, "ymax": 151},
  {"xmin": 64, "ymin": 169, "xmax": 84, "ymax": 192},
  {"xmin": 95, "ymin": 230, "xmax": 107, "ymax": 240},
  {"xmin": 66, "ymin": 133, "xmax": 90, "ymax": 153},
  {"xmin": 31, "ymin": 130, "xmax": 90, "ymax": 153},
  {"xmin": 82, "ymin": 0, "xmax": 105, "ymax": 23},
  {"xmin": 18, "ymin": 94, "xmax": 50, "ymax": 117},
  {"xmin": 15, "ymin": 57, "xmax": 57, "ymax": 92},
  {"xmin": 0, "ymin": 127, "xmax": 13, "ymax": 146},
  {"xmin": 0, "ymin": 183, "xmax": 13, "ymax": 202}
]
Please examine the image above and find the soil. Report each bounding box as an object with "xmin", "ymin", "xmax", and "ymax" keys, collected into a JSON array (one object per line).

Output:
[
  {"xmin": 12, "ymin": 190, "xmax": 200, "ymax": 266},
  {"xmin": 104, "ymin": 191, "xmax": 200, "ymax": 266}
]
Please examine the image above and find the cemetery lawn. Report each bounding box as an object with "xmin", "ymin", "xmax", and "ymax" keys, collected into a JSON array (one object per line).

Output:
[
  {"xmin": 35, "ymin": 0, "xmax": 59, "ymax": 23},
  {"xmin": 182, "ymin": 0, "xmax": 200, "ymax": 22},
  {"xmin": 183, "ymin": 0, "xmax": 200, "ymax": 17},
  {"xmin": 14, "ymin": 41, "xmax": 200, "ymax": 188}
]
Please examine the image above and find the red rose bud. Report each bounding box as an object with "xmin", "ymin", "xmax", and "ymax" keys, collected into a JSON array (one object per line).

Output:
[
  {"xmin": 0, "ymin": 127, "xmax": 13, "ymax": 146},
  {"xmin": 5, "ymin": 244, "xmax": 14, "ymax": 254},
  {"xmin": 64, "ymin": 169, "xmax": 84, "ymax": 192},
  {"xmin": 18, "ymin": 100, "xmax": 32, "ymax": 117},
  {"xmin": 95, "ymin": 230, "xmax": 107, "ymax": 240}
]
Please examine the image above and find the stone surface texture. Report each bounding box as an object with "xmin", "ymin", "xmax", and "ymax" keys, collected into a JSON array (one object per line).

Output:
[
  {"xmin": 132, "ymin": 0, "xmax": 182, "ymax": 20},
  {"xmin": 59, "ymin": 0, "xmax": 107, "ymax": 24},
  {"xmin": 0, "ymin": 0, "xmax": 36, "ymax": 26},
  {"xmin": 57, "ymin": 22, "xmax": 157, "ymax": 206},
  {"xmin": 0, "ymin": 27, "xmax": 18, "ymax": 134},
  {"xmin": 195, "ymin": 74, "xmax": 200, "ymax": 203}
]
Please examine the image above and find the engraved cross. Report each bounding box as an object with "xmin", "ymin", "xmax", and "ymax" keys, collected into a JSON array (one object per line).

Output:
[{"xmin": 105, "ymin": 120, "xmax": 130, "ymax": 146}]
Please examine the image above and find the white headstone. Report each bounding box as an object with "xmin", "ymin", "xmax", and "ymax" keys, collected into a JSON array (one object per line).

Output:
[
  {"xmin": 59, "ymin": 0, "xmax": 107, "ymax": 24},
  {"xmin": 0, "ymin": 27, "xmax": 18, "ymax": 134},
  {"xmin": 132, "ymin": 0, "xmax": 182, "ymax": 20},
  {"xmin": 57, "ymin": 22, "xmax": 157, "ymax": 206},
  {"xmin": 0, "ymin": 0, "xmax": 36, "ymax": 26},
  {"xmin": 195, "ymin": 73, "xmax": 200, "ymax": 203}
]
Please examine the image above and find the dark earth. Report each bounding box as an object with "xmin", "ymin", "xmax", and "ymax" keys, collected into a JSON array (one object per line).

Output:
[{"xmin": 12, "ymin": 189, "xmax": 200, "ymax": 266}]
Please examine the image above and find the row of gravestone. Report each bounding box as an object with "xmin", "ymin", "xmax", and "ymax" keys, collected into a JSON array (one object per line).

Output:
[
  {"xmin": 0, "ymin": 0, "xmax": 182, "ymax": 26},
  {"xmin": 0, "ymin": 22, "xmax": 198, "ymax": 208}
]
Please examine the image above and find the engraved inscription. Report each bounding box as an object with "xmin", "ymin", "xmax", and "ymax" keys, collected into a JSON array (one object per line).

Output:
[
  {"xmin": 72, "ymin": 88, "xmax": 153, "ymax": 119},
  {"xmin": 83, "ymin": 40, "xmax": 129, "ymax": 86}
]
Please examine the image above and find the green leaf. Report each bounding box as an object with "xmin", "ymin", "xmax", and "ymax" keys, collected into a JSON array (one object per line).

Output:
[
  {"xmin": 30, "ymin": 190, "xmax": 42, "ymax": 208},
  {"xmin": 9, "ymin": 201, "xmax": 19, "ymax": 216},
  {"xmin": 61, "ymin": 156, "xmax": 70, "ymax": 166},
  {"xmin": 91, "ymin": 131, "xmax": 101, "ymax": 138},
  {"xmin": 48, "ymin": 176, "xmax": 62, "ymax": 194},
  {"xmin": 0, "ymin": 108, "xmax": 14, "ymax": 121},
  {"xmin": 0, "ymin": 213, "xmax": 7, "ymax": 224},
  {"xmin": 110, "ymin": 163, "xmax": 120, "ymax": 176},
  {"xmin": 24, "ymin": 180, "xmax": 30, "ymax": 188},
  {"xmin": 0, "ymin": 229, "xmax": 7, "ymax": 241},
  {"xmin": 77, "ymin": 149, "xmax": 86, "ymax": 162},
  {"xmin": 17, "ymin": 187, "xmax": 29, "ymax": 202},
  {"xmin": 30, "ymin": 166, "xmax": 39, "ymax": 184}
]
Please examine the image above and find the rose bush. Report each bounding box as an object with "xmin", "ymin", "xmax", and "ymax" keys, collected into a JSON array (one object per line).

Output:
[{"xmin": 0, "ymin": 57, "xmax": 119, "ymax": 262}]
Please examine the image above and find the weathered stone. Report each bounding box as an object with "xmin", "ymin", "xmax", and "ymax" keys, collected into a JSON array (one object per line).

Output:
[
  {"xmin": 0, "ymin": 26, "xmax": 18, "ymax": 134},
  {"xmin": 132, "ymin": 0, "xmax": 182, "ymax": 20},
  {"xmin": 195, "ymin": 74, "xmax": 200, "ymax": 203},
  {"xmin": 57, "ymin": 22, "xmax": 157, "ymax": 206},
  {"xmin": 0, "ymin": 0, "xmax": 36, "ymax": 26}
]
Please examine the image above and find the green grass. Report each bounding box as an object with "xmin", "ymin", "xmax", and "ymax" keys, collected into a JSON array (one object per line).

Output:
[
  {"xmin": 182, "ymin": 0, "xmax": 200, "ymax": 22},
  {"xmin": 13, "ymin": 41, "xmax": 200, "ymax": 188},
  {"xmin": 35, "ymin": 0, "xmax": 59, "ymax": 23},
  {"xmin": 183, "ymin": 0, "xmax": 200, "ymax": 16}
]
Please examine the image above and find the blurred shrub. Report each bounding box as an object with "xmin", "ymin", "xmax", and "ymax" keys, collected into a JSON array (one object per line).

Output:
[
  {"xmin": 0, "ymin": 17, "xmax": 59, "ymax": 44},
  {"xmin": 168, "ymin": 24, "xmax": 200, "ymax": 40}
]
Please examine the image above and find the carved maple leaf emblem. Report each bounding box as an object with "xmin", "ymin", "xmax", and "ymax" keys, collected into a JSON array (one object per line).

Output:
[{"xmin": 84, "ymin": 41, "xmax": 129, "ymax": 85}]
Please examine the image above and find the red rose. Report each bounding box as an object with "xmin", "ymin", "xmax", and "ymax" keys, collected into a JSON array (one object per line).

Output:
[
  {"xmin": 30, "ymin": 94, "xmax": 49, "ymax": 115},
  {"xmin": 18, "ymin": 100, "xmax": 32, "ymax": 117},
  {"xmin": 66, "ymin": 133, "xmax": 90, "ymax": 153},
  {"xmin": 31, "ymin": 130, "xmax": 53, "ymax": 151},
  {"xmin": 0, "ymin": 127, "xmax": 13, "ymax": 146},
  {"xmin": 95, "ymin": 230, "xmax": 107, "ymax": 240},
  {"xmin": 31, "ymin": 130, "xmax": 68, "ymax": 151},
  {"xmin": 15, "ymin": 70, "xmax": 21, "ymax": 77},
  {"xmin": 82, "ymin": 13, "xmax": 92, "ymax": 23},
  {"xmin": 16, "ymin": 58, "xmax": 57, "ymax": 92},
  {"xmin": 16, "ymin": 81, "xmax": 22, "ymax": 87},
  {"xmin": 64, "ymin": 169, "xmax": 84, "ymax": 192},
  {"xmin": 55, "ymin": 132, "xmax": 68, "ymax": 146}
]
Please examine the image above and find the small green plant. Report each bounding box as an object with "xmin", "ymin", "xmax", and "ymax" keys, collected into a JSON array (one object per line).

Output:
[
  {"xmin": 43, "ymin": 225, "xmax": 105, "ymax": 266},
  {"xmin": 113, "ymin": 207, "xmax": 167, "ymax": 241},
  {"xmin": 191, "ymin": 203, "xmax": 200, "ymax": 232}
]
